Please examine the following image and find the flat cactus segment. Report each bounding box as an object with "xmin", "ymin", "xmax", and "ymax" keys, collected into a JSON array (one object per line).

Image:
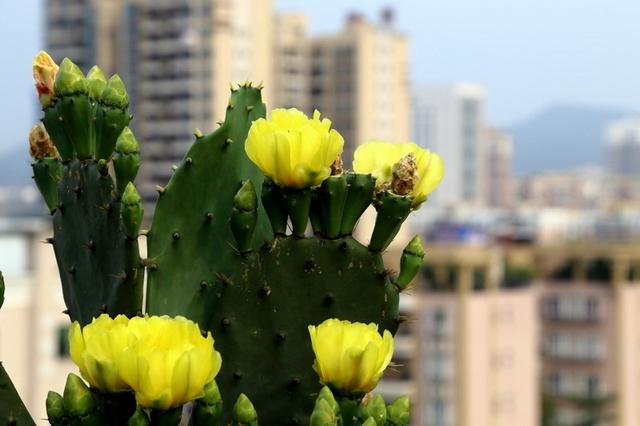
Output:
[
  {"xmin": 146, "ymin": 85, "xmax": 272, "ymax": 326},
  {"xmin": 51, "ymin": 160, "xmax": 143, "ymax": 325},
  {"xmin": 210, "ymin": 236, "xmax": 399, "ymax": 424},
  {"xmin": 0, "ymin": 363, "xmax": 35, "ymax": 425}
]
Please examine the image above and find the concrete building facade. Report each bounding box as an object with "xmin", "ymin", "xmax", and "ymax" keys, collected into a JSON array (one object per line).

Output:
[
  {"xmin": 484, "ymin": 127, "xmax": 513, "ymax": 208},
  {"xmin": 606, "ymin": 117, "xmax": 640, "ymax": 178}
]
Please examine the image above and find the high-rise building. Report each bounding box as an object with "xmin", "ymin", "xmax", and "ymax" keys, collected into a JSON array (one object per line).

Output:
[
  {"xmin": 0, "ymin": 218, "xmax": 71, "ymax": 421},
  {"xmin": 413, "ymin": 84, "xmax": 487, "ymax": 208},
  {"xmin": 45, "ymin": 0, "xmax": 127, "ymax": 75},
  {"xmin": 271, "ymin": 13, "xmax": 310, "ymax": 112},
  {"xmin": 484, "ymin": 127, "xmax": 513, "ymax": 208},
  {"xmin": 308, "ymin": 10, "xmax": 409, "ymax": 164},
  {"xmin": 606, "ymin": 117, "xmax": 640, "ymax": 178}
]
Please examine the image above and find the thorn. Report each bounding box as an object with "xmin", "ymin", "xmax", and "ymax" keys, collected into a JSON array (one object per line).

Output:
[
  {"xmin": 185, "ymin": 157, "xmax": 193, "ymax": 166},
  {"xmin": 303, "ymin": 259, "xmax": 315, "ymax": 272},
  {"xmin": 256, "ymin": 81, "xmax": 264, "ymax": 90},
  {"xmin": 246, "ymin": 105, "xmax": 254, "ymax": 112},
  {"xmin": 290, "ymin": 377, "xmax": 301, "ymax": 388},
  {"xmin": 222, "ymin": 318, "xmax": 232, "ymax": 330},
  {"xmin": 339, "ymin": 240, "xmax": 348, "ymax": 251},
  {"xmin": 233, "ymin": 371, "xmax": 242, "ymax": 380},
  {"xmin": 172, "ymin": 232, "xmax": 180, "ymax": 241},
  {"xmin": 216, "ymin": 120, "xmax": 224, "ymax": 126},
  {"xmin": 324, "ymin": 293, "xmax": 335, "ymax": 306},
  {"xmin": 205, "ymin": 212, "xmax": 214, "ymax": 221},
  {"xmin": 72, "ymin": 186, "xmax": 80, "ymax": 196},
  {"xmin": 194, "ymin": 128, "xmax": 204, "ymax": 139},
  {"xmin": 230, "ymin": 82, "xmax": 236, "ymax": 92},
  {"xmin": 171, "ymin": 165, "xmax": 178, "ymax": 171},
  {"xmin": 86, "ymin": 240, "xmax": 95, "ymax": 252},
  {"xmin": 155, "ymin": 185, "xmax": 165, "ymax": 194},
  {"xmin": 276, "ymin": 332, "xmax": 286, "ymax": 344},
  {"xmin": 139, "ymin": 229, "xmax": 149, "ymax": 236},
  {"xmin": 200, "ymin": 329, "xmax": 208, "ymax": 338},
  {"xmin": 66, "ymin": 265, "xmax": 76, "ymax": 275},
  {"xmin": 200, "ymin": 280, "xmax": 208, "ymax": 290},
  {"xmin": 225, "ymin": 138, "xmax": 233, "ymax": 145},
  {"xmin": 215, "ymin": 272, "xmax": 232, "ymax": 286},
  {"xmin": 43, "ymin": 237, "xmax": 54, "ymax": 244},
  {"xmin": 100, "ymin": 304, "xmax": 107, "ymax": 313},
  {"xmin": 62, "ymin": 309, "xmax": 70, "ymax": 316},
  {"xmin": 260, "ymin": 285, "xmax": 271, "ymax": 297}
]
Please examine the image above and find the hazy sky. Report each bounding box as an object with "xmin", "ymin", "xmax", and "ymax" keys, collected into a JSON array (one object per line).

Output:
[{"xmin": 1, "ymin": 0, "xmax": 639, "ymax": 152}]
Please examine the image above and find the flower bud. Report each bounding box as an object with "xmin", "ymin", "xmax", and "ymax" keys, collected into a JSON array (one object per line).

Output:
[
  {"xmin": 122, "ymin": 183, "xmax": 144, "ymax": 240},
  {"xmin": 86, "ymin": 66, "xmax": 107, "ymax": 100},
  {"xmin": 54, "ymin": 58, "xmax": 87, "ymax": 96},
  {"xmin": 397, "ymin": 235, "xmax": 426, "ymax": 289},
  {"xmin": 62, "ymin": 373, "xmax": 95, "ymax": 417},
  {"xmin": 232, "ymin": 393, "xmax": 257, "ymax": 424},
  {"xmin": 46, "ymin": 391, "xmax": 65, "ymax": 422},
  {"xmin": 33, "ymin": 51, "xmax": 58, "ymax": 107},
  {"xmin": 102, "ymin": 74, "xmax": 129, "ymax": 109},
  {"xmin": 29, "ymin": 123, "xmax": 59, "ymax": 159},
  {"xmin": 127, "ymin": 408, "xmax": 150, "ymax": 426},
  {"xmin": 234, "ymin": 180, "xmax": 258, "ymax": 212},
  {"xmin": 386, "ymin": 396, "xmax": 410, "ymax": 426}
]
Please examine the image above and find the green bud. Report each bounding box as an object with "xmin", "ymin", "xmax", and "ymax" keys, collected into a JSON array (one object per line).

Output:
[
  {"xmin": 234, "ymin": 180, "xmax": 258, "ymax": 212},
  {"xmin": 127, "ymin": 408, "xmax": 150, "ymax": 426},
  {"xmin": 200, "ymin": 380, "xmax": 222, "ymax": 405},
  {"xmin": 359, "ymin": 394, "xmax": 387, "ymax": 425},
  {"xmin": 317, "ymin": 386, "xmax": 339, "ymax": 415},
  {"xmin": 397, "ymin": 235, "xmax": 425, "ymax": 289},
  {"xmin": 233, "ymin": 393, "xmax": 257, "ymax": 423},
  {"xmin": 122, "ymin": 183, "xmax": 144, "ymax": 239},
  {"xmin": 54, "ymin": 58, "xmax": 87, "ymax": 96},
  {"xmin": 362, "ymin": 418, "xmax": 377, "ymax": 426},
  {"xmin": 86, "ymin": 66, "xmax": 107, "ymax": 100},
  {"xmin": 46, "ymin": 391, "xmax": 65, "ymax": 422},
  {"xmin": 62, "ymin": 373, "xmax": 95, "ymax": 417},
  {"xmin": 386, "ymin": 396, "xmax": 410, "ymax": 426},
  {"xmin": 102, "ymin": 74, "xmax": 129, "ymax": 109},
  {"xmin": 115, "ymin": 127, "xmax": 139, "ymax": 155},
  {"xmin": 310, "ymin": 400, "xmax": 337, "ymax": 426}
]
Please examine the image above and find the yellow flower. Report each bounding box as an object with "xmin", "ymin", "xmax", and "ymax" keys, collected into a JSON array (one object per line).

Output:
[
  {"xmin": 245, "ymin": 108, "xmax": 344, "ymax": 188},
  {"xmin": 32, "ymin": 51, "xmax": 59, "ymax": 107},
  {"xmin": 308, "ymin": 319, "xmax": 394, "ymax": 395},
  {"xmin": 69, "ymin": 314, "xmax": 133, "ymax": 393},
  {"xmin": 353, "ymin": 141, "xmax": 444, "ymax": 207},
  {"xmin": 116, "ymin": 315, "xmax": 222, "ymax": 410},
  {"xmin": 69, "ymin": 314, "xmax": 222, "ymax": 410}
]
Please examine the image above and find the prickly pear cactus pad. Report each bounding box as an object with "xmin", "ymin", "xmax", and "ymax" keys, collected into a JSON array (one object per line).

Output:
[{"xmin": 31, "ymin": 52, "xmax": 143, "ymax": 325}]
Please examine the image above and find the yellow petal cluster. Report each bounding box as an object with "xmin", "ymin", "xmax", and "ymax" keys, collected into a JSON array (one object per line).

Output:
[
  {"xmin": 353, "ymin": 141, "xmax": 444, "ymax": 207},
  {"xmin": 32, "ymin": 51, "xmax": 59, "ymax": 107},
  {"xmin": 69, "ymin": 314, "xmax": 222, "ymax": 410},
  {"xmin": 308, "ymin": 319, "xmax": 394, "ymax": 395},
  {"xmin": 245, "ymin": 108, "xmax": 344, "ymax": 188}
]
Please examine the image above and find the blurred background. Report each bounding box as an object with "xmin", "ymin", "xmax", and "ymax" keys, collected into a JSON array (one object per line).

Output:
[{"xmin": 1, "ymin": 0, "xmax": 640, "ymax": 424}]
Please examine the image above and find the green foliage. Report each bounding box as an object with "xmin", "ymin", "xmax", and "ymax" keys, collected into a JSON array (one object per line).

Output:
[{"xmin": 0, "ymin": 362, "xmax": 34, "ymax": 424}]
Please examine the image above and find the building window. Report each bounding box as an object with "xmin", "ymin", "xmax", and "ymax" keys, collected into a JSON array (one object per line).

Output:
[{"xmin": 57, "ymin": 325, "xmax": 70, "ymax": 358}]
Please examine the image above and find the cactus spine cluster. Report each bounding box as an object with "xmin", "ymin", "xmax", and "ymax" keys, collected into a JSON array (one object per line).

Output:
[{"xmin": 22, "ymin": 54, "xmax": 428, "ymax": 425}]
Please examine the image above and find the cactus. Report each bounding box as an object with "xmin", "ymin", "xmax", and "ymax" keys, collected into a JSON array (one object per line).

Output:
[
  {"xmin": 32, "ymin": 59, "xmax": 143, "ymax": 326},
  {"xmin": 29, "ymin": 54, "xmax": 432, "ymax": 425}
]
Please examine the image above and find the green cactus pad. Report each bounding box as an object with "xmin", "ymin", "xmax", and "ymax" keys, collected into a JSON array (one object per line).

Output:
[
  {"xmin": 0, "ymin": 363, "xmax": 34, "ymax": 425},
  {"xmin": 51, "ymin": 159, "xmax": 143, "ymax": 325}
]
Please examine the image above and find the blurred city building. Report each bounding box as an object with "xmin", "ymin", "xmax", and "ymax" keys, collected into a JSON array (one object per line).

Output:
[
  {"xmin": 45, "ymin": 2, "xmax": 410, "ymax": 211},
  {"xmin": 412, "ymin": 84, "xmax": 487, "ymax": 208},
  {"xmin": 306, "ymin": 10, "xmax": 409, "ymax": 164},
  {"xmin": 0, "ymin": 217, "xmax": 71, "ymax": 422},
  {"xmin": 484, "ymin": 127, "xmax": 514, "ymax": 208},
  {"xmin": 606, "ymin": 117, "xmax": 640, "ymax": 178}
]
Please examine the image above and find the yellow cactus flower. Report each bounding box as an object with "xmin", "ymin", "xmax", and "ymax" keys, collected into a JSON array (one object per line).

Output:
[
  {"xmin": 353, "ymin": 141, "xmax": 444, "ymax": 207},
  {"xmin": 308, "ymin": 319, "xmax": 394, "ymax": 395},
  {"xmin": 69, "ymin": 314, "xmax": 133, "ymax": 393},
  {"xmin": 245, "ymin": 108, "xmax": 344, "ymax": 188},
  {"xmin": 32, "ymin": 51, "xmax": 59, "ymax": 107},
  {"xmin": 116, "ymin": 315, "xmax": 222, "ymax": 410}
]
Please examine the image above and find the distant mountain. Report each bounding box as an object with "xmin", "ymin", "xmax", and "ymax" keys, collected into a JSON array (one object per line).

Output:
[
  {"xmin": 509, "ymin": 104, "xmax": 633, "ymax": 175},
  {"xmin": 0, "ymin": 144, "xmax": 32, "ymax": 187}
]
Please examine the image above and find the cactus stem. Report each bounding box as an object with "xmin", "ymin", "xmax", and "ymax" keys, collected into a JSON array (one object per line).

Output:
[
  {"xmin": 194, "ymin": 128, "xmax": 204, "ymax": 139},
  {"xmin": 155, "ymin": 185, "xmax": 165, "ymax": 194}
]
